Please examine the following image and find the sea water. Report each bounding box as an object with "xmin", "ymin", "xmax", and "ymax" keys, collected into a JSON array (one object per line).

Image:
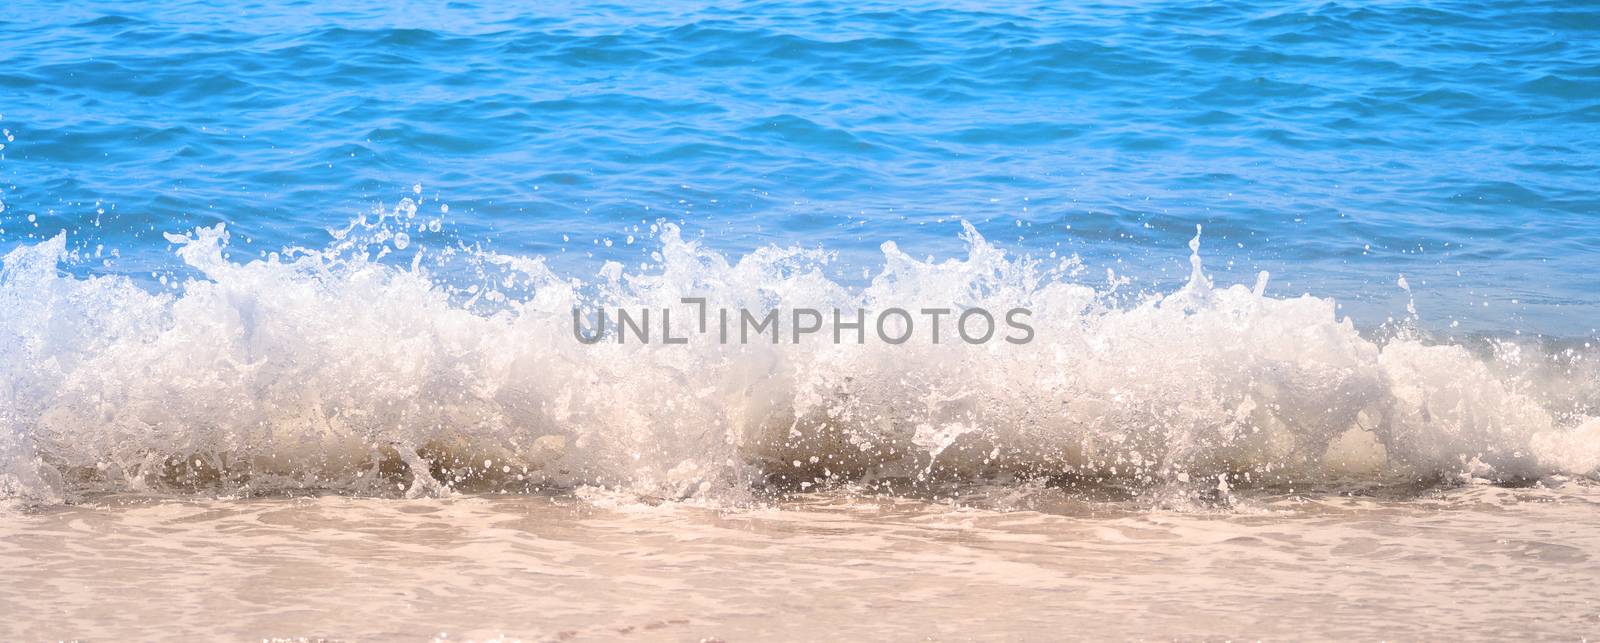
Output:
[{"xmin": 2, "ymin": 0, "xmax": 1598, "ymax": 639}]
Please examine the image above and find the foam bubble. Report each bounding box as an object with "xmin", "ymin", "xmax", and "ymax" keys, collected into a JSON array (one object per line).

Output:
[{"xmin": 1, "ymin": 214, "xmax": 1596, "ymax": 504}]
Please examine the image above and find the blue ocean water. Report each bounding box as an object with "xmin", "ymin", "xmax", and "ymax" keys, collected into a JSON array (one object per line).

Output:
[{"xmin": 2, "ymin": 0, "xmax": 1598, "ymax": 335}]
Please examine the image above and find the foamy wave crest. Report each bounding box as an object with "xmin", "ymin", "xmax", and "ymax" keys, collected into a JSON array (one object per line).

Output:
[{"xmin": 3, "ymin": 202, "xmax": 1598, "ymax": 504}]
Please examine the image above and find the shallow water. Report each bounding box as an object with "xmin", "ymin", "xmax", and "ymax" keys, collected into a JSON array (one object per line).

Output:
[
  {"xmin": 4, "ymin": 0, "xmax": 1600, "ymax": 638},
  {"xmin": 4, "ymin": 483, "xmax": 1600, "ymax": 640}
]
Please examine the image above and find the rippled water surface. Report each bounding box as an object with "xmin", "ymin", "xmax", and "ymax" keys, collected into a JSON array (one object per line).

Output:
[{"xmin": 2, "ymin": 0, "xmax": 1597, "ymax": 332}]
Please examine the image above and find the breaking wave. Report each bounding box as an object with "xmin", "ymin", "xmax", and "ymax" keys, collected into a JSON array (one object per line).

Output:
[{"xmin": 3, "ymin": 200, "xmax": 1598, "ymax": 505}]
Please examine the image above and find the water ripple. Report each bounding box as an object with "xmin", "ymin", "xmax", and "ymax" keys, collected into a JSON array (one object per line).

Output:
[{"xmin": 0, "ymin": 0, "xmax": 1595, "ymax": 334}]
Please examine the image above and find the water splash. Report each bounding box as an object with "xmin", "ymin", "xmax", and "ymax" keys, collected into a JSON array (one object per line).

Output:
[{"xmin": 1, "ymin": 215, "xmax": 1597, "ymax": 505}]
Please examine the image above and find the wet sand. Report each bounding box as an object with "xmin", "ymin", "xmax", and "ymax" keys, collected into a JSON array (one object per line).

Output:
[{"xmin": 4, "ymin": 483, "xmax": 1599, "ymax": 640}]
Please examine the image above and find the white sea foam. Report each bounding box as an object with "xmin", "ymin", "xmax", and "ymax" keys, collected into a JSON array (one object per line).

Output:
[{"xmin": 2, "ymin": 203, "xmax": 1597, "ymax": 504}]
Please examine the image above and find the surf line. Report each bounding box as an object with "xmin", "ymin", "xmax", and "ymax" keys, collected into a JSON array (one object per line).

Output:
[{"xmin": 573, "ymin": 298, "xmax": 1033, "ymax": 346}]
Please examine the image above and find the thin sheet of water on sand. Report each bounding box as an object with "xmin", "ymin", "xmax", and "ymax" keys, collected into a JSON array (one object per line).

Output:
[{"xmin": 2, "ymin": 483, "xmax": 1598, "ymax": 640}]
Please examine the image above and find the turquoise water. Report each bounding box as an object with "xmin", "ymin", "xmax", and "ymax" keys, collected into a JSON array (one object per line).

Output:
[{"xmin": 3, "ymin": 0, "xmax": 1597, "ymax": 335}]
